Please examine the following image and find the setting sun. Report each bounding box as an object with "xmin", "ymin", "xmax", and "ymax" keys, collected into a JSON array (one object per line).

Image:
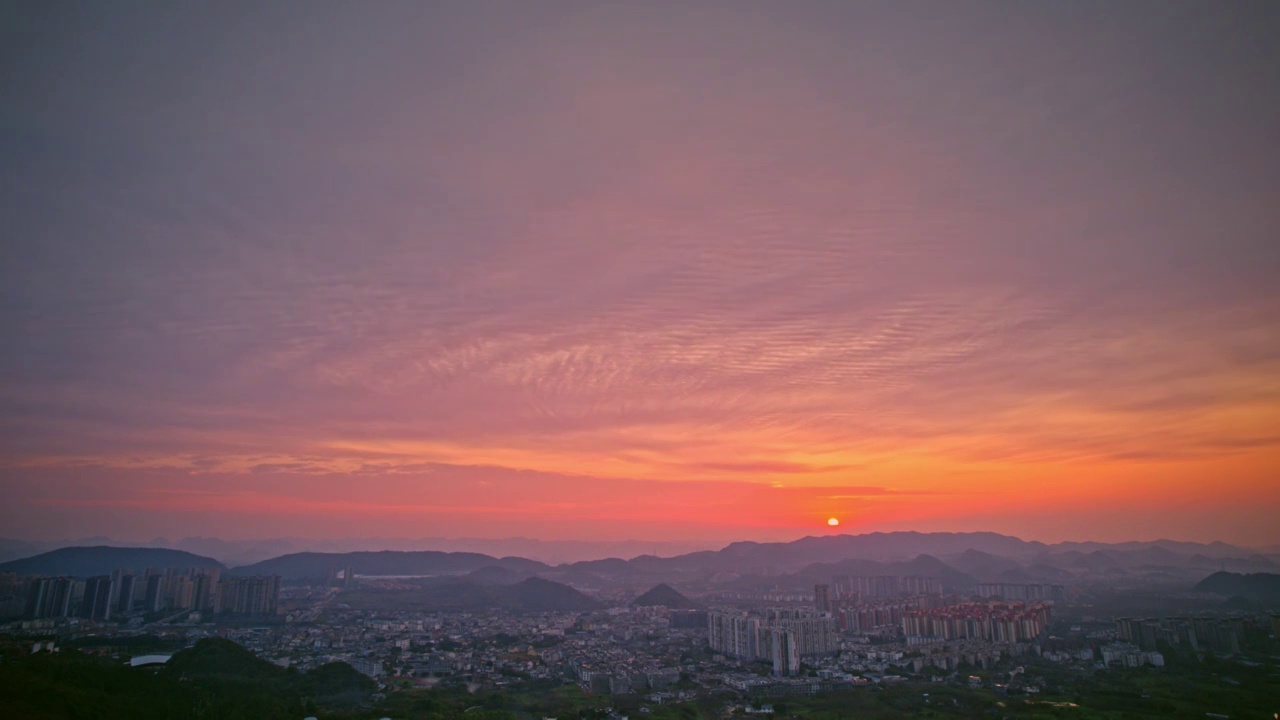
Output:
[{"xmin": 827, "ymin": 517, "xmax": 840, "ymax": 527}]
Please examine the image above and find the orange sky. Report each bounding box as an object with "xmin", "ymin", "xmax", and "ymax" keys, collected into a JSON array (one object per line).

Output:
[{"xmin": 2, "ymin": 2, "xmax": 1278, "ymax": 547}]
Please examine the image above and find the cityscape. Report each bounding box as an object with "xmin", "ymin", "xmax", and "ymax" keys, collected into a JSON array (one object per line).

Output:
[
  {"xmin": 20, "ymin": 569, "xmax": 280, "ymax": 622},
  {"xmin": 1, "ymin": 533, "xmax": 1278, "ymax": 717}
]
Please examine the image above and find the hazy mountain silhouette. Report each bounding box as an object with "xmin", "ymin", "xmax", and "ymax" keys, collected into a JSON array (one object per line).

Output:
[
  {"xmin": 631, "ymin": 583, "xmax": 698, "ymax": 608},
  {"xmin": 0, "ymin": 546, "xmax": 224, "ymax": 577},
  {"xmin": 401, "ymin": 576, "xmax": 601, "ymax": 612},
  {"xmin": 463, "ymin": 565, "xmax": 531, "ymax": 585},
  {"xmin": 795, "ymin": 558, "xmax": 887, "ymax": 580},
  {"xmin": 995, "ymin": 567, "xmax": 1034, "ymax": 582},
  {"xmin": 230, "ymin": 550, "xmax": 549, "ymax": 580},
  {"xmin": 0, "ymin": 538, "xmax": 40, "ymax": 564},
  {"xmin": 945, "ymin": 549, "xmax": 1024, "ymax": 580},
  {"xmin": 1071, "ymin": 551, "xmax": 1123, "ymax": 571},
  {"xmin": 6, "ymin": 533, "xmax": 1269, "ymax": 588},
  {"xmin": 505, "ymin": 577, "xmax": 601, "ymax": 611},
  {"xmin": 1022, "ymin": 563, "xmax": 1075, "ymax": 581},
  {"xmin": 559, "ymin": 532, "xmax": 1263, "ymax": 583}
]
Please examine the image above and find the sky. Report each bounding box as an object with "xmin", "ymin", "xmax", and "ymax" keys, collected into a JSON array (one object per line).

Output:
[{"xmin": 1, "ymin": 1, "xmax": 1278, "ymax": 548}]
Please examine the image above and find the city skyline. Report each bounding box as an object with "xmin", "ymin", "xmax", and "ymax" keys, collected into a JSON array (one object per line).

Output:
[{"xmin": 3, "ymin": 2, "xmax": 1279, "ymax": 546}]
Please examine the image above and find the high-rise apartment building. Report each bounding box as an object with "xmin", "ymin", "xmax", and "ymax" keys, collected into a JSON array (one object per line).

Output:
[
  {"xmin": 834, "ymin": 575, "xmax": 942, "ymax": 599},
  {"xmin": 767, "ymin": 627, "xmax": 801, "ymax": 677},
  {"xmin": 764, "ymin": 608, "xmax": 839, "ymax": 657},
  {"xmin": 901, "ymin": 601, "xmax": 1051, "ymax": 643},
  {"xmin": 81, "ymin": 576, "xmax": 113, "ymax": 621},
  {"xmin": 192, "ymin": 569, "xmax": 220, "ymax": 612},
  {"xmin": 159, "ymin": 569, "xmax": 174, "ymax": 607},
  {"xmin": 108, "ymin": 569, "xmax": 127, "ymax": 610},
  {"xmin": 216, "ymin": 576, "xmax": 280, "ymax": 616},
  {"xmin": 25, "ymin": 577, "xmax": 76, "ymax": 619},
  {"xmin": 975, "ymin": 583, "xmax": 1064, "ymax": 602},
  {"xmin": 707, "ymin": 610, "xmax": 762, "ymax": 660},
  {"xmin": 115, "ymin": 574, "xmax": 136, "ymax": 614},
  {"xmin": 814, "ymin": 584, "xmax": 832, "ymax": 613},
  {"xmin": 171, "ymin": 576, "xmax": 194, "ymax": 610},
  {"xmin": 708, "ymin": 608, "xmax": 837, "ymax": 667},
  {"xmin": 143, "ymin": 573, "xmax": 166, "ymax": 613}
]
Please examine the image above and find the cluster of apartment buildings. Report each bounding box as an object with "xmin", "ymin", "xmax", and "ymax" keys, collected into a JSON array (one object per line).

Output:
[
  {"xmin": 23, "ymin": 568, "xmax": 280, "ymax": 621},
  {"xmin": 1098, "ymin": 642, "xmax": 1166, "ymax": 668},
  {"xmin": 901, "ymin": 601, "xmax": 1051, "ymax": 644},
  {"xmin": 829, "ymin": 575, "xmax": 942, "ymax": 600},
  {"xmin": 1114, "ymin": 615, "xmax": 1253, "ymax": 655},
  {"xmin": 707, "ymin": 608, "xmax": 839, "ymax": 677},
  {"xmin": 974, "ymin": 583, "xmax": 1066, "ymax": 602},
  {"xmin": 837, "ymin": 596, "xmax": 942, "ymax": 635}
]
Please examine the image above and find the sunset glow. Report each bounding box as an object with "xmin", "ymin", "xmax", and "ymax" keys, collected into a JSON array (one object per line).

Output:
[{"xmin": 2, "ymin": 2, "xmax": 1278, "ymax": 548}]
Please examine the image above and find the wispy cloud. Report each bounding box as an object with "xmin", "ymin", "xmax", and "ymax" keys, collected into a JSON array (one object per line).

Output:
[{"xmin": 1, "ymin": 1, "xmax": 1278, "ymax": 544}]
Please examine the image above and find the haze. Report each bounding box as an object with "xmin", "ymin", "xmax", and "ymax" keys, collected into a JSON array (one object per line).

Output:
[{"xmin": 2, "ymin": 1, "xmax": 1278, "ymax": 547}]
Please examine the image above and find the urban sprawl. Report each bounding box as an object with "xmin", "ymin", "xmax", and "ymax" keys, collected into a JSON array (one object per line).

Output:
[{"xmin": 5, "ymin": 566, "xmax": 1274, "ymax": 706}]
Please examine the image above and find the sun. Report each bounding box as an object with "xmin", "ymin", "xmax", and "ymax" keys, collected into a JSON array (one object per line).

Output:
[{"xmin": 827, "ymin": 517, "xmax": 839, "ymax": 527}]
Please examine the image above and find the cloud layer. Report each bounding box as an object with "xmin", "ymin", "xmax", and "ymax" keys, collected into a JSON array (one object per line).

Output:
[{"xmin": 2, "ymin": 1, "xmax": 1278, "ymax": 544}]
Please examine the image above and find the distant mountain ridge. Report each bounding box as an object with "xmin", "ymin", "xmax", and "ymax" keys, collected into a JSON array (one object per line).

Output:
[
  {"xmin": 945, "ymin": 549, "xmax": 1025, "ymax": 580},
  {"xmin": 344, "ymin": 576, "xmax": 602, "ymax": 612},
  {"xmin": 0, "ymin": 536, "xmax": 720, "ymax": 566},
  {"xmin": 559, "ymin": 533, "xmax": 1277, "ymax": 587},
  {"xmin": 2, "ymin": 532, "xmax": 1272, "ymax": 568},
  {"xmin": 794, "ymin": 554, "xmax": 978, "ymax": 592},
  {"xmin": 5, "ymin": 533, "xmax": 1276, "ymax": 591},
  {"xmin": 0, "ymin": 546, "xmax": 224, "ymax": 578},
  {"xmin": 229, "ymin": 550, "xmax": 550, "ymax": 581}
]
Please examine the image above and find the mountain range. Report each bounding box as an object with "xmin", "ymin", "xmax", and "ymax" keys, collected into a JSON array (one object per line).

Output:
[
  {"xmin": 4, "ymin": 533, "xmax": 1277, "ymax": 593},
  {"xmin": 0, "ymin": 535, "xmax": 717, "ymax": 566},
  {"xmin": 342, "ymin": 576, "xmax": 602, "ymax": 613},
  {"xmin": 4, "ymin": 533, "xmax": 1274, "ymax": 569},
  {"xmin": 229, "ymin": 550, "xmax": 549, "ymax": 581}
]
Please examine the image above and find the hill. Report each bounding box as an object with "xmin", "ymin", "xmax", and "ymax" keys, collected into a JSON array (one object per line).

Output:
[
  {"xmin": 505, "ymin": 577, "xmax": 602, "ymax": 611},
  {"xmin": 166, "ymin": 637, "xmax": 281, "ymax": 680},
  {"xmin": 795, "ymin": 554, "xmax": 977, "ymax": 593},
  {"xmin": 891, "ymin": 554, "xmax": 978, "ymax": 591},
  {"xmin": 230, "ymin": 550, "xmax": 550, "ymax": 581},
  {"xmin": 1194, "ymin": 571, "xmax": 1280, "ymax": 599},
  {"xmin": 632, "ymin": 583, "xmax": 698, "ymax": 608},
  {"xmin": 946, "ymin": 549, "xmax": 1024, "ymax": 580},
  {"xmin": 0, "ymin": 546, "xmax": 224, "ymax": 578},
  {"xmin": 464, "ymin": 565, "xmax": 529, "ymax": 585},
  {"xmin": 0, "ymin": 638, "xmax": 374, "ymax": 720},
  {"xmin": 1072, "ymin": 551, "xmax": 1123, "ymax": 572},
  {"xmin": 168, "ymin": 638, "xmax": 375, "ymax": 699}
]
